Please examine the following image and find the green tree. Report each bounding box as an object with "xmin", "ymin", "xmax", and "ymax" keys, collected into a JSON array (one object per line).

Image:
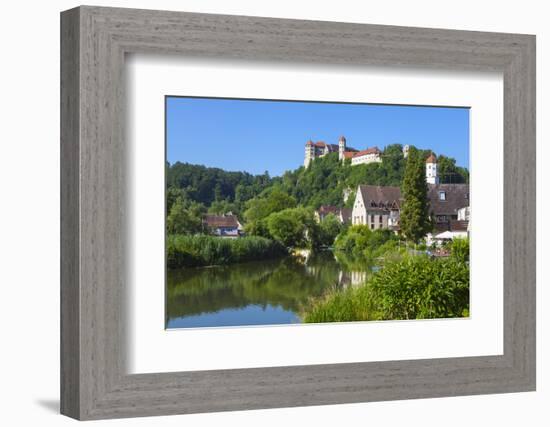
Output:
[
  {"xmin": 400, "ymin": 147, "xmax": 432, "ymax": 243},
  {"xmin": 266, "ymin": 207, "xmax": 319, "ymax": 248},
  {"xmin": 319, "ymin": 213, "xmax": 343, "ymax": 246},
  {"xmin": 208, "ymin": 200, "xmax": 239, "ymax": 216},
  {"xmin": 244, "ymin": 188, "xmax": 297, "ymax": 221},
  {"xmin": 437, "ymin": 155, "xmax": 469, "ymax": 184},
  {"xmin": 166, "ymin": 198, "xmax": 205, "ymax": 235}
]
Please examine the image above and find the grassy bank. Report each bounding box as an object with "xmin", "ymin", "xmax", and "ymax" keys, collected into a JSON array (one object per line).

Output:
[
  {"xmin": 302, "ymin": 255, "xmax": 469, "ymax": 323},
  {"xmin": 167, "ymin": 234, "xmax": 288, "ymax": 268}
]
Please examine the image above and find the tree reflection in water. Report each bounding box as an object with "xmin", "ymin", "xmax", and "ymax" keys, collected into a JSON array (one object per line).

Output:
[{"xmin": 166, "ymin": 251, "xmax": 373, "ymax": 328}]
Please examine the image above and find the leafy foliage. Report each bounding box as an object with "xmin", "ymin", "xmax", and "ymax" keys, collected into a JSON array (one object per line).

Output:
[
  {"xmin": 437, "ymin": 155, "xmax": 469, "ymax": 184},
  {"xmin": 166, "ymin": 235, "xmax": 287, "ymax": 268},
  {"xmin": 334, "ymin": 225, "xmax": 399, "ymax": 258},
  {"xmin": 265, "ymin": 207, "xmax": 320, "ymax": 249},
  {"xmin": 167, "ymin": 161, "xmax": 273, "ymax": 209},
  {"xmin": 302, "ymin": 255, "xmax": 469, "ymax": 322},
  {"xmin": 318, "ymin": 213, "xmax": 345, "ymax": 247},
  {"xmin": 447, "ymin": 237, "xmax": 470, "ymax": 263},
  {"xmin": 166, "ymin": 195, "xmax": 205, "ymax": 235}
]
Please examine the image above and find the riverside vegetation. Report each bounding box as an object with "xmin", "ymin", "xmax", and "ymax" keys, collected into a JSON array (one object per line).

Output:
[{"xmin": 302, "ymin": 238, "xmax": 470, "ymax": 323}]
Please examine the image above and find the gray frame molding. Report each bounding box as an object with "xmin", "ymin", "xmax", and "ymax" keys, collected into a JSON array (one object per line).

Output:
[{"xmin": 60, "ymin": 5, "xmax": 536, "ymax": 420}]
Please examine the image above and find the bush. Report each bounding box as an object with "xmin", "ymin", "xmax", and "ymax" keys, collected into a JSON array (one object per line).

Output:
[
  {"xmin": 448, "ymin": 237, "xmax": 469, "ymax": 264},
  {"xmin": 334, "ymin": 225, "xmax": 398, "ymax": 258},
  {"xmin": 303, "ymin": 255, "xmax": 469, "ymax": 323},
  {"xmin": 166, "ymin": 235, "xmax": 288, "ymax": 268}
]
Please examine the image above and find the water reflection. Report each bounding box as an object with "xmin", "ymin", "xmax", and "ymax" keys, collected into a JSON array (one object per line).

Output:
[{"xmin": 166, "ymin": 251, "xmax": 372, "ymax": 329}]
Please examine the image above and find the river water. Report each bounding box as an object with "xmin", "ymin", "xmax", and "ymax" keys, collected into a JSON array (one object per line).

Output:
[{"xmin": 166, "ymin": 251, "xmax": 371, "ymax": 329}]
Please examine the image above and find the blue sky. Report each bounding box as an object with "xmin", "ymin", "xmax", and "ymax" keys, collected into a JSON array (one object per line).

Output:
[{"xmin": 166, "ymin": 96, "xmax": 469, "ymax": 177}]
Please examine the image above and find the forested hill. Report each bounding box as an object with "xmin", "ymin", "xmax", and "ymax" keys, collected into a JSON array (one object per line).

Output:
[{"xmin": 166, "ymin": 144, "xmax": 469, "ymax": 218}]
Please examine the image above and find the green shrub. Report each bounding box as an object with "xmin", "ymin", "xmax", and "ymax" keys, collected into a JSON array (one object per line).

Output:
[
  {"xmin": 303, "ymin": 255, "xmax": 469, "ymax": 323},
  {"xmin": 448, "ymin": 237, "xmax": 469, "ymax": 263},
  {"xmin": 334, "ymin": 225, "xmax": 398, "ymax": 259},
  {"xmin": 166, "ymin": 235, "xmax": 288, "ymax": 268}
]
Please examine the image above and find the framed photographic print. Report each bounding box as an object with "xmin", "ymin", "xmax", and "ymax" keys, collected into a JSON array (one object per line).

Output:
[{"xmin": 61, "ymin": 6, "xmax": 536, "ymax": 420}]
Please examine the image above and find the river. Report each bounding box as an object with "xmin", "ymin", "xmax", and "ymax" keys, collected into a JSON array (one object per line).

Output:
[{"xmin": 166, "ymin": 251, "xmax": 373, "ymax": 329}]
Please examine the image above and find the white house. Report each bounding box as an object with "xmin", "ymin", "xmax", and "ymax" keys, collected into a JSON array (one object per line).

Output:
[
  {"xmin": 351, "ymin": 185, "xmax": 401, "ymax": 229},
  {"xmin": 203, "ymin": 214, "xmax": 243, "ymax": 238}
]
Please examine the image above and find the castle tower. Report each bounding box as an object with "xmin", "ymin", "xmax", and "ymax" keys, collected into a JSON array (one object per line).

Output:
[
  {"xmin": 425, "ymin": 152, "xmax": 439, "ymax": 184},
  {"xmin": 304, "ymin": 140, "xmax": 315, "ymax": 167},
  {"xmin": 338, "ymin": 136, "xmax": 346, "ymax": 161}
]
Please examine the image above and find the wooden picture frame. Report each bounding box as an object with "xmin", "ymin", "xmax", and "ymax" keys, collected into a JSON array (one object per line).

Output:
[{"xmin": 60, "ymin": 5, "xmax": 536, "ymax": 420}]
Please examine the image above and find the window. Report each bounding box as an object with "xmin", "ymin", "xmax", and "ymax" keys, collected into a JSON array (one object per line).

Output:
[
  {"xmin": 379, "ymin": 215, "xmax": 383, "ymax": 223},
  {"xmin": 370, "ymin": 224, "xmax": 374, "ymax": 229},
  {"xmin": 439, "ymin": 191, "xmax": 446, "ymax": 201},
  {"xmin": 379, "ymin": 223, "xmax": 383, "ymax": 228},
  {"xmin": 370, "ymin": 214, "xmax": 375, "ymax": 223}
]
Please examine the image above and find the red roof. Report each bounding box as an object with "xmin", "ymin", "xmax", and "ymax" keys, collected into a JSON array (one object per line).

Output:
[
  {"xmin": 352, "ymin": 147, "xmax": 381, "ymax": 157},
  {"xmin": 203, "ymin": 214, "xmax": 240, "ymax": 229},
  {"xmin": 318, "ymin": 205, "xmax": 339, "ymax": 214},
  {"xmin": 426, "ymin": 153, "xmax": 437, "ymax": 163}
]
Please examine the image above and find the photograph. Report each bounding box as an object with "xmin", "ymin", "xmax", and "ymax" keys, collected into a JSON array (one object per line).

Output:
[{"xmin": 165, "ymin": 96, "xmax": 471, "ymax": 329}]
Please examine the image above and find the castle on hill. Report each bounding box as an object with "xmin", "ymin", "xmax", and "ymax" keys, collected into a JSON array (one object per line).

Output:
[
  {"xmin": 304, "ymin": 136, "xmax": 388, "ymax": 168},
  {"xmin": 304, "ymin": 136, "xmax": 440, "ymax": 184}
]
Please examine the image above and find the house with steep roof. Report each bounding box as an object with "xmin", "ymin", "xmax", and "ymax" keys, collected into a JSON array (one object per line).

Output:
[
  {"xmin": 351, "ymin": 185, "xmax": 402, "ymax": 229},
  {"xmin": 203, "ymin": 214, "xmax": 243, "ymax": 238},
  {"xmin": 427, "ymin": 183, "xmax": 469, "ymax": 226},
  {"xmin": 314, "ymin": 205, "xmax": 353, "ymax": 224}
]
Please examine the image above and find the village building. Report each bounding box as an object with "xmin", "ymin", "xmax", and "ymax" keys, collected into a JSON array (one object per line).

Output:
[
  {"xmin": 457, "ymin": 206, "xmax": 470, "ymax": 221},
  {"xmin": 304, "ymin": 136, "xmax": 382, "ymax": 168},
  {"xmin": 351, "ymin": 153, "xmax": 470, "ymax": 240},
  {"xmin": 351, "ymin": 185, "xmax": 401, "ymax": 230},
  {"xmin": 303, "ymin": 140, "xmax": 340, "ymax": 167},
  {"xmin": 203, "ymin": 213, "xmax": 243, "ymax": 238},
  {"xmin": 314, "ymin": 205, "xmax": 352, "ymax": 224}
]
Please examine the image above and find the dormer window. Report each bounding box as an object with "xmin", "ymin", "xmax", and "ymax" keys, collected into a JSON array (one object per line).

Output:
[{"xmin": 439, "ymin": 191, "xmax": 446, "ymax": 201}]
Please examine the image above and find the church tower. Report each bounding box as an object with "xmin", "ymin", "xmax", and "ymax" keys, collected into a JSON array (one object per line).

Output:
[
  {"xmin": 338, "ymin": 136, "xmax": 346, "ymax": 161},
  {"xmin": 425, "ymin": 152, "xmax": 439, "ymax": 184}
]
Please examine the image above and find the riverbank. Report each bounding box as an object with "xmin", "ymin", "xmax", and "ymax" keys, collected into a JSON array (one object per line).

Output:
[
  {"xmin": 166, "ymin": 234, "xmax": 288, "ymax": 268},
  {"xmin": 302, "ymin": 253, "xmax": 469, "ymax": 323}
]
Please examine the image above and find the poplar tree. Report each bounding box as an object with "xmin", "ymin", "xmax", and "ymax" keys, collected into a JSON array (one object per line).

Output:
[{"xmin": 400, "ymin": 147, "xmax": 432, "ymax": 243}]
